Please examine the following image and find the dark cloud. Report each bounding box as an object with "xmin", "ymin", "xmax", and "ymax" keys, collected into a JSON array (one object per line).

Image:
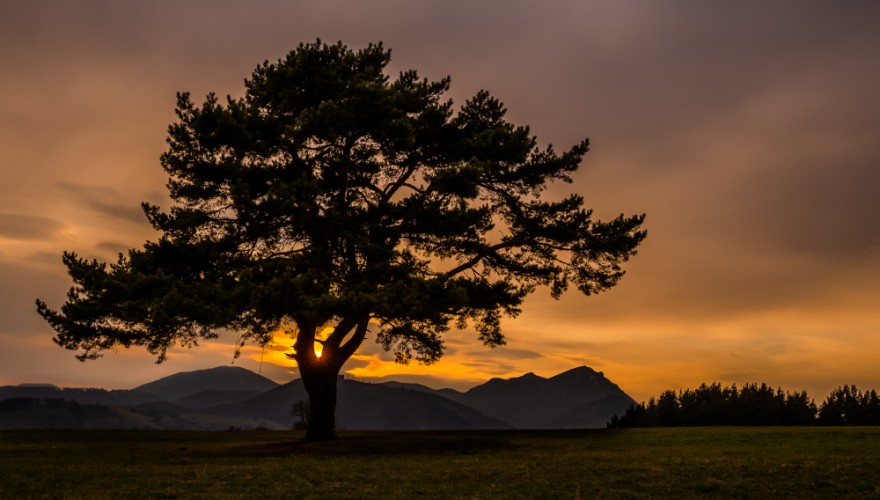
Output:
[
  {"xmin": 354, "ymin": 338, "xmax": 397, "ymax": 362},
  {"xmin": 340, "ymin": 356, "xmax": 371, "ymax": 371},
  {"xmin": 27, "ymin": 251, "xmax": 65, "ymax": 266},
  {"xmin": 0, "ymin": 214, "xmax": 62, "ymax": 241},
  {"xmin": 56, "ymin": 182, "xmax": 148, "ymax": 224},
  {"xmin": 465, "ymin": 347, "xmax": 543, "ymax": 361},
  {"xmin": 556, "ymin": 355, "xmax": 605, "ymax": 369},
  {"xmin": 356, "ymin": 331, "xmax": 459, "ymax": 360},
  {"xmin": 461, "ymin": 361, "xmax": 519, "ymax": 375},
  {"xmin": 94, "ymin": 241, "xmax": 132, "ymax": 255}
]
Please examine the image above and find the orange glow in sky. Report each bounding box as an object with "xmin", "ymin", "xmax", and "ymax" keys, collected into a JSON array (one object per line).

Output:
[{"xmin": 2, "ymin": 2, "xmax": 880, "ymax": 403}]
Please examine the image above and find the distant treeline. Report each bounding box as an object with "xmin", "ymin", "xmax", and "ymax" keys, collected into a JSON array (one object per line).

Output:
[
  {"xmin": 610, "ymin": 383, "xmax": 880, "ymax": 427},
  {"xmin": 0, "ymin": 397, "xmax": 118, "ymax": 429}
]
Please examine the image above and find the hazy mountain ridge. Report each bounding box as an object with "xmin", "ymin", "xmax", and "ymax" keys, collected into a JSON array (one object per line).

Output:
[
  {"xmin": 337, "ymin": 379, "xmax": 511, "ymax": 430},
  {"xmin": 1, "ymin": 365, "xmax": 634, "ymax": 430},
  {"xmin": 202, "ymin": 378, "xmax": 512, "ymax": 430},
  {"xmin": 0, "ymin": 385, "xmax": 162, "ymax": 407},
  {"xmin": 455, "ymin": 366, "xmax": 636, "ymax": 429},
  {"xmin": 133, "ymin": 366, "xmax": 280, "ymax": 401},
  {"xmin": 176, "ymin": 389, "xmax": 267, "ymax": 410}
]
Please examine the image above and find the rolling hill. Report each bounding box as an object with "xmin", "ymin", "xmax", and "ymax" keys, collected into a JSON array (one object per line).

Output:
[
  {"xmin": 1, "ymin": 365, "xmax": 634, "ymax": 430},
  {"xmin": 132, "ymin": 365, "xmax": 279, "ymax": 401},
  {"xmin": 455, "ymin": 366, "xmax": 636, "ymax": 428}
]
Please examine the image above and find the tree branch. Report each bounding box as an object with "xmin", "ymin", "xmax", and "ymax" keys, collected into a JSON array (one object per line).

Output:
[
  {"xmin": 265, "ymin": 246, "xmax": 310, "ymax": 259},
  {"xmin": 381, "ymin": 162, "xmax": 420, "ymax": 203},
  {"xmin": 443, "ymin": 240, "xmax": 520, "ymax": 278},
  {"xmin": 292, "ymin": 321, "xmax": 319, "ymax": 367},
  {"xmin": 324, "ymin": 317, "xmax": 357, "ymax": 350},
  {"xmin": 337, "ymin": 318, "xmax": 370, "ymax": 362},
  {"xmin": 338, "ymin": 136, "xmax": 354, "ymax": 209}
]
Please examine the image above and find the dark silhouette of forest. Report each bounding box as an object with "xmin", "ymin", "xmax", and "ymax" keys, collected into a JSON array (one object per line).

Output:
[{"xmin": 609, "ymin": 383, "xmax": 880, "ymax": 427}]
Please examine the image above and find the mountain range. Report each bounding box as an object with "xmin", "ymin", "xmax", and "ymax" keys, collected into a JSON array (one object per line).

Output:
[{"xmin": 0, "ymin": 365, "xmax": 635, "ymax": 431}]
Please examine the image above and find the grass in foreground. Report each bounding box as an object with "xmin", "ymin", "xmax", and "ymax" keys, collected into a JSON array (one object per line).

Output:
[{"xmin": 2, "ymin": 427, "xmax": 879, "ymax": 499}]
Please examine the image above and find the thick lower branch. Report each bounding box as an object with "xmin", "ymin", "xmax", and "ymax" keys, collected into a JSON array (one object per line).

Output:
[
  {"xmin": 324, "ymin": 317, "xmax": 357, "ymax": 349},
  {"xmin": 293, "ymin": 322, "xmax": 319, "ymax": 367},
  {"xmin": 338, "ymin": 318, "xmax": 370, "ymax": 361}
]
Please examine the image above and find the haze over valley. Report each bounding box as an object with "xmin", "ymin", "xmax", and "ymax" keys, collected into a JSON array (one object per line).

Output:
[{"xmin": 1, "ymin": 365, "xmax": 633, "ymax": 431}]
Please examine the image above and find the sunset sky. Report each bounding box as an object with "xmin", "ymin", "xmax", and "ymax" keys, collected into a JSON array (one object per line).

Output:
[{"xmin": 2, "ymin": 1, "xmax": 879, "ymax": 403}]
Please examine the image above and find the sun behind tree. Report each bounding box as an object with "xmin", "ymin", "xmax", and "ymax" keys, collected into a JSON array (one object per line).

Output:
[{"xmin": 36, "ymin": 40, "xmax": 646, "ymax": 441}]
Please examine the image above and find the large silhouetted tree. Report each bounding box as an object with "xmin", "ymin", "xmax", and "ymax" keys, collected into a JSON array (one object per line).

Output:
[{"xmin": 36, "ymin": 40, "xmax": 646, "ymax": 440}]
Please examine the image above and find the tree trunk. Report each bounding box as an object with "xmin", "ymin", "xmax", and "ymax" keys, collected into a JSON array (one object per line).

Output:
[
  {"xmin": 300, "ymin": 364, "xmax": 339, "ymax": 441},
  {"xmin": 293, "ymin": 318, "xmax": 368, "ymax": 441}
]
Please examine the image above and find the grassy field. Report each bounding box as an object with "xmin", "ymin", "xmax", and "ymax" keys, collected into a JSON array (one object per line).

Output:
[{"xmin": 2, "ymin": 427, "xmax": 879, "ymax": 499}]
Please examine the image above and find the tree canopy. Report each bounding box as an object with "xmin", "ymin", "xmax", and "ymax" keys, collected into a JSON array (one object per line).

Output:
[{"xmin": 37, "ymin": 40, "xmax": 646, "ymax": 440}]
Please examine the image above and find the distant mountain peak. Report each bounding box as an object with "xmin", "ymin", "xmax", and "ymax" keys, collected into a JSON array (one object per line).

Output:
[
  {"xmin": 458, "ymin": 365, "xmax": 633, "ymax": 429},
  {"xmin": 133, "ymin": 365, "xmax": 279, "ymax": 402},
  {"xmin": 551, "ymin": 366, "xmax": 604, "ymax": 380},
  {"xmin": 505, "ymin": 372, "xmax": 543, "ymax": 381},
  {"xmin": 17, "ymin": 383, "xmax": 61, "ymax": 389},
  {"xmin": 4, "ymin": 365, "xmax": 634, "ymax": 430}
]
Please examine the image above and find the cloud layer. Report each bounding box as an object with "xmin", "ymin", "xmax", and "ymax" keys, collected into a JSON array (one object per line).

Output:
[{"xmin": 2, "ymin": 1, "xmax": 879, "ymax": 401}]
